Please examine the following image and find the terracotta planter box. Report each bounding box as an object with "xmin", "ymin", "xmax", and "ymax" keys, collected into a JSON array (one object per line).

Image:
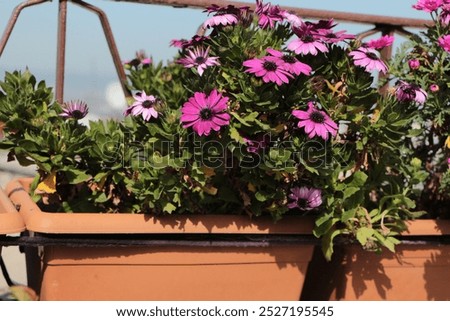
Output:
[
  {"xmin": 6, "ymin": 178, "xmax": 315, "ymax": 301},
  {"xmin": 0, "ymin": 186, "xmax": 25, "ymax": 254},
  {"xmin": 304, "ymin": 220, "xmax": 450, "ymax": 301}
]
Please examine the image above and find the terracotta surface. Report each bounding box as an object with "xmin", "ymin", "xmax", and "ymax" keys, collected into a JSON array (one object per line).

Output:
[
  {"xmin": 332, "ymin": 243, "xmax": 450, "ymax": 300},
  {"xmin": 0, "ymin": 186, "xmax": 24, "ymax": 235},
  {"xmin": 40, "ymin": 245, "xmax": 313, "ymax": 300},
  {"xmin": 304, "ymin": 219, "xmax": 450, "ymax": 301},
  {"xmin": 6, "ymin": 178, "xmax": 315, "ymax": 300},
  {"xmin": 6, "ymin": 178, "xmax": 315, "ymax": 235}
]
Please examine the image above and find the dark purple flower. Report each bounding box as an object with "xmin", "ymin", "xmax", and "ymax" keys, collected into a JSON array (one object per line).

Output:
[
  {"xmin": 287, "ymin": 187, "xmax": 322, "ymax": 210},
  {"xmin": 60, "ymin": 100, "xmax": 88, "ymax": 120},
  {"xmin": 395, "ymin": 81, "xmax": 427, "ymax": 104}
]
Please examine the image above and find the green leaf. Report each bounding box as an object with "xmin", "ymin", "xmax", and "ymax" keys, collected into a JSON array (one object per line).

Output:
[
  {"xmin": 356, "ymin": 227, "xmax": 374, "ymax": 246},
  {"xmin": 162, "ymin": 202, "xmax": 177, "ymax": 214},
  {"xmin": 64, "ymin": 169, "xmax": 91, "ymax": 184}
]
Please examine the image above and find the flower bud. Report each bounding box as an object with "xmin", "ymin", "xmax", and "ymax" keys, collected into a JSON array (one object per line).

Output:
[{"xmin": 408, "ymin": 59, "xmax": 420, "ymax": 70}]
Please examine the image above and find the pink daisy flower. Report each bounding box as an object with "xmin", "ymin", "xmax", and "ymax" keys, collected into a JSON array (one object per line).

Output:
[
  {"xmin": 395, "ymin": 81, "xmax": 427, "ymax": 104},
  {"xmin": 366, "ymin": 35, "xmax": 395, "ymax": 50},
  {"xmin": 170, "ymin": 36, "xmax": 210, "ymax": 49},
  {"xmin": 408, "ymin": 59, "xmax": 420, "ymax": 70},
  {"xmin": 292, "ymin": 102, "xmax": 338, "ymax": 140},
  {"xmin": 181, "ymin": 90, "xmax": 230, "ymax": 136},
  {"xmin": 203, "ymin": 4, "xmax": 248, "ymax": 28},
  {"xmin": 125, "ymin": 92, "xmax": 159, "ymax": 121},
  {"xmin": 440, "ymin": 5, "xmax": 450, "ymax": 25},
  {"xmin": 438, "ymin": 35, "xmax": 450, "ymax": 52},
  {"xmin": 266, "ymin": 48, "xmax": 312, "ymax": 76},
  {"xmin": 282, "ymin": 12, "xmax": 302, "ymax": 27},
  {"xmin": 412, "ymin": 0, "xmax": 444, "ymax": 12},
  {"xmin": 243, "ymin": 55, "xmax": 293, "ymax": 85},
  {"xmin": 316, "ymin": 29, "xmax": 355, "ymax": 44},
  {"xmin": 287, "ymin": 187, "xmax": 322, "ymax": 210},
  {"xmin": 60, "ymin": 100, "xmax": 88, "ymax": 120},
  {"xmin": 287, "ymin": 24, "xmax": 328, "ymax": 56},
  {"xmin": 177, "ymin": 47, "xmax": 219, "ymax": 76},
  {"xmin": 255, "ymin": 0, "xmax": 286, "ymax": 29},
  {"xmin": 348, "ymin": 47, "xmax": 388, "ymax": 73}
]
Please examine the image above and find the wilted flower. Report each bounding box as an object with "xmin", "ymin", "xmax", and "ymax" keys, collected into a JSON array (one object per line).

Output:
[
  {"xmin": 255, "ymin": 0, "xmax": 285, "ymax": 29},
  {"xmin": 395, "ymin": 81, "xmax": 427, "ymax": 104},
  {"xmin": 60, "ymin": 100, "xmax": 89, "ymax": 120}
]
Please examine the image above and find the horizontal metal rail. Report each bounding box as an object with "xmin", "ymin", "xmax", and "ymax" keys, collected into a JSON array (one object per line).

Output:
[{"xmin": 113, "ymin": 0, "xmax": 432, "ymax": 28}]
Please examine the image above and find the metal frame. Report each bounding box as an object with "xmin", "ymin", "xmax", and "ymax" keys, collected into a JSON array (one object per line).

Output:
[
  {"xmin": 0, "ymin": 0, "xmax": 130, "ymax": 103},
  {"xmin": 0, "ymin": 0, "xmax": 432, "ymax": 102}
]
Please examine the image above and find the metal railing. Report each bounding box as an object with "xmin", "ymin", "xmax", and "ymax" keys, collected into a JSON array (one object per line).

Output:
[{"xmin": 0, "ymin": 0, "xmax": 433, "ymax": 103}]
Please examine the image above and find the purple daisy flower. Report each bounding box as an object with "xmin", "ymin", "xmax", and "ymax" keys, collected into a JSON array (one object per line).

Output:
[
  {"xmin": 203, "ymin": 4, "xmax": 248, "ymax": 29},
  {"xmin": 177, "ymin": 47, "xmax": 219, "ymax": 76},
  {"xmin": 170, "ymin": 35, "xmax": 210, "ymax": 49},
  {"xmin": 366, "ymin": 35, "xmax": 394, "ymax": 50},
  {"xmin": 348, "ymin": 47, "xmax": 388, "ymax": 73},
  {"xmin": 292, "ymin": 102, "xmax": 338, "ymax": 140},
  {"xmin": 60, "ymin": 100, "xmax": 89, "ymax": 120},
  {"xmin": 243, "ymin": 55, "xmax": 293, "ymax": 85},
  {"xmin": 181, "ymin": 89, "xmax": 230, "ymax": 136},
  {"xmin": 395, "ymin": 81, "xmax": 427, "ymax": 104},
  {"xmin": 440, "ymin": 5, "xmax": 450, "ymax": 25},
  {"xmin": 266, "ymin": 48, "xmax": 312, "ymax": 76},
  {"xmin": 413, "ymin": 0, "xmax": 444, "ymax": 12},
  {"xmin": 255, "ymin": 0, "xmax": 286, "ymax": 29},
  {"xmin": 287, "ymin": 24, "xmax": 329, "ymax": 56},
  {"xmin": 282, "ymin": 12, "xmax": 302, "ymax": 27},
  {"xmin": 287, "ymin": 186, "xmax": 322, "ymax": 210},
  {"xmin": 125, "ymin": 92, "xmax": 159, "ymax": 121},
  {"xmin": 316, "ymin": 29, "xmax": 355, "ymax": 44}
]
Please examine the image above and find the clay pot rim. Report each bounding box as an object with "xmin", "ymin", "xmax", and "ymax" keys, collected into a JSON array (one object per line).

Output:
[
  {"xmin": 6, "ymin": 177, "xmax": 316, "ymax": 235},
  {"xmin": 0, "ymin": 186, "xmax": 25, "ymax": 234}
]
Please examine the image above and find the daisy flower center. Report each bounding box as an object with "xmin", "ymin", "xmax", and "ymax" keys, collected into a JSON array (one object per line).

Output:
[
  {"xmin": 297, "ymin": 198, "xmax": 309, "ymax": 209},
  {"xmin": 195, "ymin": 56, "xmax": 207, "ymax": 64},
  {"xmin": 282, "ymin": 55, "xmax": 296, "ymax": 64},
  {"xmin": 200, "ymin": 107, "xmax": 213, "ymax": 120},
  {"xmin": 263, "ymin": 61, "xmax": 278, "ymax": 71},
  {"xmin": 310, "ymin": 111, "xmax": 325, "ymax": 124},
  {"xmin": 301, "ymin": 34, "xmax": 314, "ymax": 43},
  {"xmin": 142, "ymin": 100, "xmax": 154, "ymax": 108},
  {"xmin": 365, "ymin": 51, "xmax": 379, "ymax": 60},
  {"xmin": 71, "ymin": 110, "xmax": 85, "ymax": 119}
]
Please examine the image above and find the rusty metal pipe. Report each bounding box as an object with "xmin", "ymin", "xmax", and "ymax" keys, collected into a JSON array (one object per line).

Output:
[
  {"xmin": 0, "ymin": 0, "xmax": 50, "ymax": 58},
  {"xmin": 112, "ymin": 0, "xmax": 432, "ymax": 28},
  {"xmin": 56, "ymin": 0, "xmax": 68, "ymax": 103},
  {"xmin": 72, "ymin": 0, "xmax": 132, "ymax": 100}
]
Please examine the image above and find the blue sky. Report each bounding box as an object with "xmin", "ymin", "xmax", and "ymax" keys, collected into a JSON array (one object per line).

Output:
[{"xmin": 0, "ymin": 0, "xmax": 429, "ymax": 116}]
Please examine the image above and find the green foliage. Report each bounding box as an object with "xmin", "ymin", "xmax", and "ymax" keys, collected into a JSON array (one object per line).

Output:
[{"xmin": 0, "ymin": 1, "xmax": 432, "ymax": 260}]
